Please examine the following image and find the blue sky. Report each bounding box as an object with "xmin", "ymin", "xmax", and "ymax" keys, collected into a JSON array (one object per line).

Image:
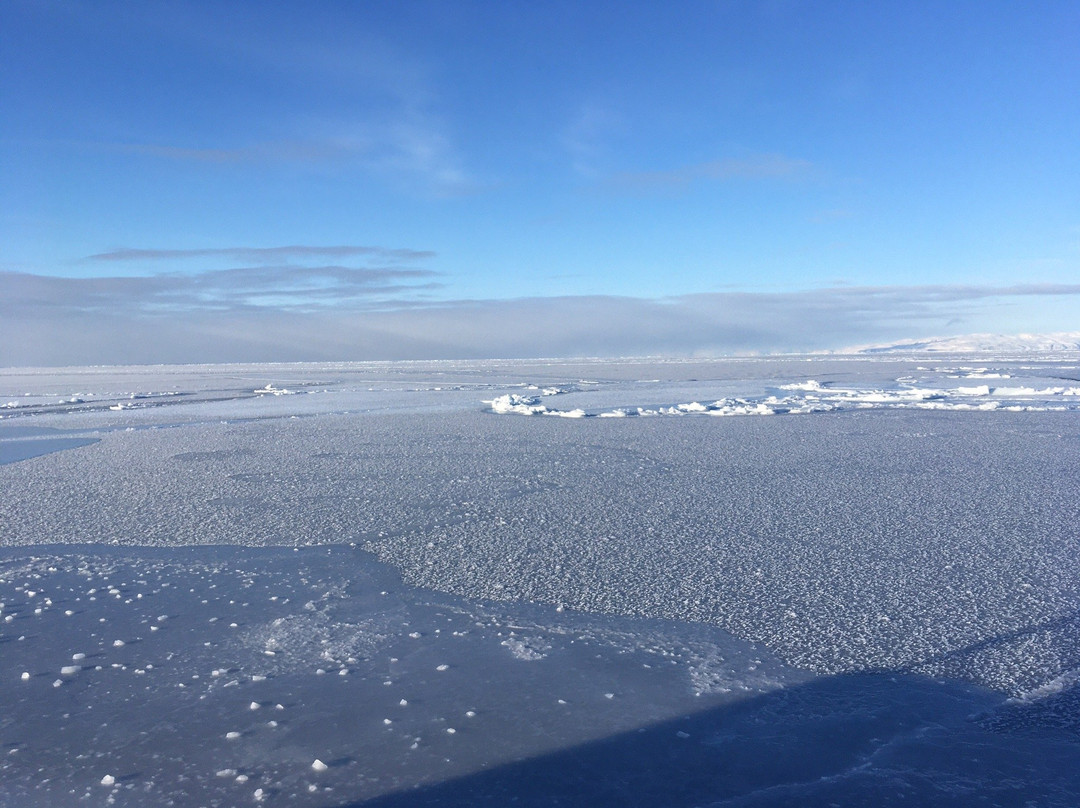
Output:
[{"xmin": 2, "ymin": 1, "xmax": 1078, "ymax": 364}]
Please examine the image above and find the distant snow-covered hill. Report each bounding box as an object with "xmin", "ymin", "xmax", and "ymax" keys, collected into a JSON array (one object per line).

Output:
[{"xmin": 844, "ymin": 332, "xmax": 1080, "ymax": 354}]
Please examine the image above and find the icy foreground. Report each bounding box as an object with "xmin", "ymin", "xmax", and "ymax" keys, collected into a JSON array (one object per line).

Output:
[{"xmin": 2, "ymin": 355, "xmax": 1080, "ymax": 806}]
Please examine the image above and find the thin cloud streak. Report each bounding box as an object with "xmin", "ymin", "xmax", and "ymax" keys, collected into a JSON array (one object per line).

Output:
[
  {"xmin": 100, "ymin": 139, "xmax": 363, "ymax": 165},
  {"xmin": 607, "ymin": 153, "xmax": 814, "ymax": 192},
  {"xmin": 0, "ymin": 265, "xmax": 442, "ymax": 316},
  {"xmin": 88, "ymin": 246, "xmax": 435, "ymax": 263}
]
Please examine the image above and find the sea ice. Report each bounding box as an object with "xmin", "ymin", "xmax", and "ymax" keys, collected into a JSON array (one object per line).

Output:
[{"xmin": 2, "ymin": 356, "xmax": 1079, "ymax": 806}]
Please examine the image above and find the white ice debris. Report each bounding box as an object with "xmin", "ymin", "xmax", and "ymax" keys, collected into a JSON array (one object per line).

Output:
[
  {"xmin": 501, "ymin": 636, "xmax": 550, "ymax": 660},
  {"xmin": 488, "ymin": 394, "xmax": 550, "ymax": 415},
  {"xmin": 489, "ymin": 373, "xmax": 1080, "ymax": 419},
  {"xmin": 486, "ymin": 394, "xmax": 585, "ymax": 418},
  {"xmin": 256, "ymin": 383, "xmax": 294, "ymax": 396}
]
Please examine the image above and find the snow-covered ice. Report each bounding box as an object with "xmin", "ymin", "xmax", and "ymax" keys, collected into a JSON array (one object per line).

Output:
[{"xmin": 2, "ymin": 355, "xmax": 1080, "ymax": 806}]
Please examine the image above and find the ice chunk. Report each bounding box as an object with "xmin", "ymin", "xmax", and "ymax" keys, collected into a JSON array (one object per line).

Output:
[{"xmin": 488, "ymin": 394, "xmax": 548, "ymax": 415}]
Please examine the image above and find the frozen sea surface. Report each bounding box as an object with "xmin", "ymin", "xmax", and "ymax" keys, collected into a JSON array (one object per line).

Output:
[{"xmin": 2, "ymin": 355, "xmax": 1080, "ymax": 805}]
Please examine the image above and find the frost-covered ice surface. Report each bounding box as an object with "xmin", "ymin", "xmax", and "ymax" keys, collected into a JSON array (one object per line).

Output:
[{"xmin": 2, "ymin": 355, "xmax": 1080, "ymax": 806}]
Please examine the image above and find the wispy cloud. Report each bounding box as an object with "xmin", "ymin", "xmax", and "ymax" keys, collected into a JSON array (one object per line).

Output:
[
  {"xmin": 112, "ymin": 143, "xmax": 252, "ymax": 163},
  {"xmin": 560, "ymin": 103, "xmax": 624, "ymax": 178},
  {"xmin": 808, "ymin": 208, "xmax": 855, "ymax": 224},
  {"xmin": 83, "ymin": 7, "xmax": 480, "ymax": 197},
  {"xmin": 607, "ymin": 153, "xmax": 814, "ymax": 192},
  {"xmin": 105, "ymin": 122, "xmax": 478, "ymax": 197}
]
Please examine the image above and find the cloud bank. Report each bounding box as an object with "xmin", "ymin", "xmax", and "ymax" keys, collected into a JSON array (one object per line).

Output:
[{"xmin": 3, "ymin": 260, "xmax": 1080, "ymax": 367}]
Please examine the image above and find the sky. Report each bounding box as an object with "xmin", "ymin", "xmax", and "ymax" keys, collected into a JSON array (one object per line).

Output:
[{"xmin": 2, "ymin": 0, "xmax": 1078, "ymax": 365}]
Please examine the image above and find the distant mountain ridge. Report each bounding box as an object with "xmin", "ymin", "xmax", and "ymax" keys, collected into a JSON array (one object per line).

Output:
[{"xmin": 843, "ymin": 332, "xmax": 1080, "ymax": 354}]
